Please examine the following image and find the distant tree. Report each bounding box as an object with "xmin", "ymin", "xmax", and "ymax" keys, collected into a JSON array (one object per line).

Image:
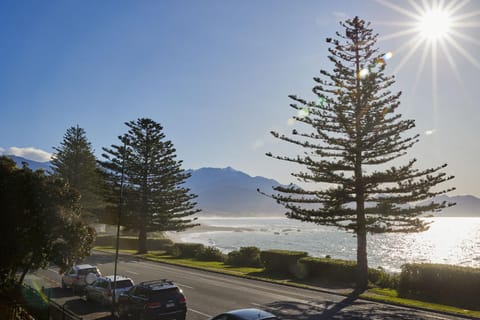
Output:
[
  {"xmin": 100, "ymin": 118, "xmax": 200, "ymax": 253},
  {"xmin": 51, "ymin": 125, "xmax": 104, "ymax": 222},
  {"xmin": 264, "ymin": 17, "xmax": 454, "ymax": 289},
  {"xmin": 0, "ymin": 156, "xmax": 95, "ymax": 290}
]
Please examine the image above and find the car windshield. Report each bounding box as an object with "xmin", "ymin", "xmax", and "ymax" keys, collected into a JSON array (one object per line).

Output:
[
  {"xmin": 78, "ymin": 268, "xmax": 98, "ymax": 275},
  {"xmin": 149, "ymin": 288, "xmax": 180, "ymax": 301},
  {"xmin": 114, "ymin": 280, "xmax": 133, "ymax": 289}
]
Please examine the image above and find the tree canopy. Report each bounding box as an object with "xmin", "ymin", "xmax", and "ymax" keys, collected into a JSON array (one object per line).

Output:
[
  {"xmin": 101, "ymin": 118, "xmax": 200, "ymax": 253},
  {"xmin": 0, "ymin": 156, "xmax": 95, "ymax": 290},
  {"xmin": 265, "ymin": 17, "xmax": 454, "ymax": 288},
  {"xmin": 51, "ymin": 125, "xmax": 104, "ymax": 222}
]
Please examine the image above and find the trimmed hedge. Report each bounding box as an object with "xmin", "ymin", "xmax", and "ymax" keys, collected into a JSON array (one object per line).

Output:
[
  {"xmin": 399, "ymin": 263, "xmax": 480, "ymax": 310},
  {"xmin": 167, "ymin": 243, "xmax": 206, "ymax": 259},
  {"xmin": 298, "ymin": 257, "xmax": 396, "ymax": 287},
  {"xmin": 227, "ymin": 247, "xmax": 262, "ymax": 267},
  {"xmin": 196, "ymin": 246, "xmax": 225, "ymax": 262},
  {"xmin": 260, "ymin": 249, "xmax": 308, "ymax": 275}
]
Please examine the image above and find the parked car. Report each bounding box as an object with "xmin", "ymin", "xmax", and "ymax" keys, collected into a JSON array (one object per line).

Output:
[
  {"xmin": 61, "ymin": 264, "xmax": 101, "ymax": 294},
  {"xmin": 85, "ymin": 275, "xmax": 135, "ymax": 305},
  {"xmin": 116, "ymin": 279, "xmax": 187, "ymax": 320},
  {"xmin": 210, "ymin": 308, "xmax": 279, "ymax": 320}
]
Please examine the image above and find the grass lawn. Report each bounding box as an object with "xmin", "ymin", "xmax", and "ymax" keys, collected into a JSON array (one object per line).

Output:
[{"xmin": 94, "ymin": 246, "xmax": 480, "ymax": 318}]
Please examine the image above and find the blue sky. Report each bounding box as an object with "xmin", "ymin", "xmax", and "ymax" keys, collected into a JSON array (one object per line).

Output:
[{"xmin": 1, "ymin": 0, "xmax": 479, "ymax": 197}]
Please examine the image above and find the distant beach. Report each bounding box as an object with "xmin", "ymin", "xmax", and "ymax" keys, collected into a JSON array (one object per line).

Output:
[{"xmin": 164, "ymin": 224, "xmax": 253, "ymax": 243}]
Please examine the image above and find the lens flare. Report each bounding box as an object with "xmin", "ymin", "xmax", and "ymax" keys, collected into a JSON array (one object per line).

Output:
[
  {"xmin": 359, "ymin": 68, "xmax": 370, "ymax": 79},
  {"xmin": 298, "ymin": 108, "xmax": 310, "ymax": 118}
]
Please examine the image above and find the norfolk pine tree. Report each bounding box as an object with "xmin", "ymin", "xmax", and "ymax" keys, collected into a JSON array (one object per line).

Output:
[
  {"xmin": 265, "ymin": 17, "xmax": 454, "ymax": 289},
  {"xmin": 51, "ymin": 125, "xmax": 104, "ymax": 222},
  {"xmin": 101, "ymin": 118, "xmax": 200, "ymax": 254}
]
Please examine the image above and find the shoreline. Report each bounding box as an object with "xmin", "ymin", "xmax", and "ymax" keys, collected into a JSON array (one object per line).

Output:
[{"xmin": 164, "ymin": 224, "xmax": 253, "ymax": 243}]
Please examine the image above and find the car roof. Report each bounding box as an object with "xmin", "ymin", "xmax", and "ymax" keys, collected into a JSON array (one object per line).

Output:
[
  {"xmin": 140, "ymin": 279, "xmax": 177, "ymax": 290},
  {"xmin": 74, "ymin": 264, "xmax": 97, "ymax": 270},
  {"xmin": 225, "ymin": 309, "xmax": 277, "ymax": 320},
  {"xmin": 102, "ymin": 275, "xmax": 132, "ymax": 282}
]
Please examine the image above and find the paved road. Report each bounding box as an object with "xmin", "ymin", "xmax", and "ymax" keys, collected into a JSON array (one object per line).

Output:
[{"xmin": 34, "ymin": 251, "xmax": 471, "ymax": 320}]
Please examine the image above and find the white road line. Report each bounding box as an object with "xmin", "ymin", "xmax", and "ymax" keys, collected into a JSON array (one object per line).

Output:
[
  {"xmin": 175, "ymin": 282, "xmax": 194, "ymax": 289},
  {"xmin": 189, "ymin": 308, "xmax": 211, "ymax": 318},
  {"xmin": 125, "ymin": 270, "xmax": 139, "ymax": 275},
  {"xmin": 48, "ymin": 268, "xmax": 58, "ymax": 273}
]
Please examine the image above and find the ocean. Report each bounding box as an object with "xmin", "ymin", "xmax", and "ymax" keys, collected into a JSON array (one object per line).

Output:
[{"xmin": 180, "ymin": 217, "xmax": 480, "ymax": 272}]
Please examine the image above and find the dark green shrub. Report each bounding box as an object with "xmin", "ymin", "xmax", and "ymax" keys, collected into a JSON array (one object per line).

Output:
[
  {"xmin": 196, "ymin": 246, "xmax": 225, "ymax": 261},
  {"xmin": 399, "ymin": 263, "xmax": 480, "ymax": 310},
  {"xmin": 226, "ymin": 247, "xmax": 262, "ymax": 267},
  {"xmin": 299, "ymin": 256, "xmax": 356, "ymax": 284},
  {"xmin": 168, "ymin": 243, "xmax": 206, "ymax": 258},
  {"xmin": 260, "ymin": 250, "xmax": 308, "ymax": 276},
  {"xmin": 298, "ymin": 257, "xmax": 396, "ymax": 287}
]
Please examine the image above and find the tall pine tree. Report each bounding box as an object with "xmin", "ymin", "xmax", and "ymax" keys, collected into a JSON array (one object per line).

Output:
[
  {"xmin": 101, "ymin": 118, "xmax": 200, "ymax": 254},
  {"xmin": 51, "ymin": 125, "xmax": 104, "ymax": 222},
  {"xmin": 265, "ymin": 17, "xmax": 454, "ymax": 288}
]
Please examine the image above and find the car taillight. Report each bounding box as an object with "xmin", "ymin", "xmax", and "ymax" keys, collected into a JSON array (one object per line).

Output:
[
  {"xmin": 146, "ymin": 302, "xmax": 162, "ymax": 308},
  {"xmin": 178, "ymin": 295, "xmax": 186, "ymax": 303}
]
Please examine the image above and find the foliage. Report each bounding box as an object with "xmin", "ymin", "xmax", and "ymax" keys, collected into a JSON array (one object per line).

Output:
[
  {"xmin": 51, "ymin": 125, "xmax": 105, "ymax": 222},
  {"xmin": 263, "ymin": 16, "xmax": 454, "ymax": 288},
  {"xmin": 298, "ymin": 256, "xmax": 396, "ymax": 287},
  {"xmin": 167, "ymin": 243, "xmax": 206, "ymax": 259},
  {"xmin": 399, "ymin": 263, "xmax": 480, "ymax": 309},
  {"xmin": 196, "ymin": 246, "xmax": 225, "ymax": 262},
  {"xmin": 0, "ymin": 156, "xmax": 94, "ymax": 289},
  {"xmin": 100, "ymin": 118, "xmax": 200, "ymax": 253},
  {"xmin": 260, "ymin": 249, "xmax": 308, "ymax": 275},
  {"xmin": 226, "ymin": 246, "xmax": 262, "ymax": 267}
]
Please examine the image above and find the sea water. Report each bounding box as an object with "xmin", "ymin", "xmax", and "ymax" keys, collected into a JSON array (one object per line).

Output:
[{"xmin": 180, "ymin": 217, "xmax": 480, "ymax": 272}]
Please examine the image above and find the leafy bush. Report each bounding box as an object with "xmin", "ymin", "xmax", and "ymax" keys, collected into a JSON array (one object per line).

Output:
[
  {"xmin": 299, "ymin": 257, "xmax": 397, "ymax": 287},
  {"xmin": 196, "ymin": 246, "xmax": 225, "ymax": 262},
  {"xmin": 260, "ymin": 250, "xmax": 308, "ymax": 275},
  {"xmin": 399, "ymin": 263, "xmax": 480, "ymax": 309},
  {"xmin": 226, "ymin": 247, "xmax": 262, "ymax": 267},
  {"xmin": 167, "ymin": 243, "xmax": 206, "ymax": 258}
]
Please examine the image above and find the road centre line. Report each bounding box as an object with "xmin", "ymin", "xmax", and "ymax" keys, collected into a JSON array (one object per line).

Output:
[
  {"xmin": 174, "ymin": 282, "xmax": 194, "ymax": 289},
  {"xmin": 189, "ymin": 308, "xmax": 211, "ymax": 318},
  {"xmin": 125, "ymin": 270, "xmax": 139, "ymax": 275}
]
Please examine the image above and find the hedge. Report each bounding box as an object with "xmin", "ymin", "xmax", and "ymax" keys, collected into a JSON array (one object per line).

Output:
[
  {"xmin": 298, "ymin": 257, "xmax": 395, "ymax": 287},
  {"xmin": 227, "ymin": 247, "xmax": 262, "ymax": 267},
  {"xmin": 196, "ymin": 246, "xmax": 225, "ymax": 262},
  {"xmin": 399, "ymin": 263, "xmax": 480, "ymax": 309},
  {"xmin": 260, "ymin": 249, "xmax": 308, "ymax": 275},
  {"xmin": 167, "ymin": 243, "xmax": 206, "ymax": 259}
]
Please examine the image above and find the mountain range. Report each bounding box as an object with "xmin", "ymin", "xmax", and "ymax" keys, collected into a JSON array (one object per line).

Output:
[{"xmin": 5, "ymin": 155, "xmax": 480, "ymax": 217}]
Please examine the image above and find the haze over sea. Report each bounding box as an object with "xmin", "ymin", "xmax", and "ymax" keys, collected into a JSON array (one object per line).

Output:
[{"xmin": 180, "ymin": 217, "xmax": 480, "ymax": 272}]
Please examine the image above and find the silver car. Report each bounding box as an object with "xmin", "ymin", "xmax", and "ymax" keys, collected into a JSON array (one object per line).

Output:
[
  {"xmin": 85, "ymin": 275, "xmax": 135, "ymax": 305},
  {"xmin": 61, "ymin": 264, "xmax": 101, "ymax": 294}
]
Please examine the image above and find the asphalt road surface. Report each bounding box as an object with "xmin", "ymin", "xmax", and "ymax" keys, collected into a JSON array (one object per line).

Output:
[{"xmin": 34, "ymin": 251, "xmax": 472, "ymax": 320}]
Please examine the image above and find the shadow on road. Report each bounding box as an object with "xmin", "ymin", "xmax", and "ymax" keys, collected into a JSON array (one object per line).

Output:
[{"xmin": 265, "ymin": 289, "xmax": 425, "ymax": 320}]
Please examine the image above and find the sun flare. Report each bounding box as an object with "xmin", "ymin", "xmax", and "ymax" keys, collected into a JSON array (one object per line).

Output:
[{"xmin": 418, "ymin": 8, "xmax": 452, "ymax": 40}]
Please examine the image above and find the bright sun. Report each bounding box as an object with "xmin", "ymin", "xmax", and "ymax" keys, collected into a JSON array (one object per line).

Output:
[{"xmin": 418, "ymin": 8, "xmax": 452, "ymax": 40}]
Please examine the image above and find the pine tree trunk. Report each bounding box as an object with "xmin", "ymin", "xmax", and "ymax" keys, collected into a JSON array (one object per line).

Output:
[
  {"xmin": 138, "ymin": 227, "xmax": 147, "ymax": 254},
  {"xmin": 356, "ymin": 227, "xmax": 368, "ymax": 289}
]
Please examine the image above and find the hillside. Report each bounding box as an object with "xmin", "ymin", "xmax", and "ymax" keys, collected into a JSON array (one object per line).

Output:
[{"xmin": 5, "ymin": 155, "xmax": 480, "ymax": 217}]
